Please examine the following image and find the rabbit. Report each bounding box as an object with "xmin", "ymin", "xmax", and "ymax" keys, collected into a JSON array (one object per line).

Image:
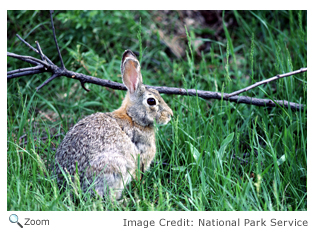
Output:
[{"xmin": 54, "ymin": 49, "xmax": 173, "ymax": 200}]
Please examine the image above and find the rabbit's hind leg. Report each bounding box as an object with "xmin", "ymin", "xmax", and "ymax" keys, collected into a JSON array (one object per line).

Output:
[
  {"xmin": 93, "ymin": 172, "xmax": 130, "ymax": 201},
  {"xmin": 112, "ymin": 172, "xmax": 132, "ymax": 200}
]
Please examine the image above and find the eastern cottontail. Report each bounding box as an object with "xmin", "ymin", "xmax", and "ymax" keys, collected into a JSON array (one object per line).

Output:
[{"xmin": 54, "ymin": 50, "xmax": 173, "ymax": 200}]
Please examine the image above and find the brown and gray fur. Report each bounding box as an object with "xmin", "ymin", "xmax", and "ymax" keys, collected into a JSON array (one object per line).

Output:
[{"xmin": 54, "ymin": 50, "xmax": 173, "ymax": 200}]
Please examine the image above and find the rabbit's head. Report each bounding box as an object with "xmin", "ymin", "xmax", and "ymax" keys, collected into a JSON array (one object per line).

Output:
[{"xmin": 120, "ymin": 50, "xmax": 173, "ymax": 127}]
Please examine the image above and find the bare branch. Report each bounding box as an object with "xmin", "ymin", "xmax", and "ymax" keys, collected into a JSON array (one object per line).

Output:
[
  {"xmin": 7, "ymin": 52, "xmax": 48, "ymax": 67},
  {"xmin": 80, "ymin": 81, "xmax": 91, "ymax": 92},
  {"xmin": 35, "ymin": 41, "xmax": 47, "ymax": 65},
  {"xmin": 7, "ymin": 48, "xmax": 306, "ymax": 111},
  {"xmin": 147, "ymin": 85, "xmax": 304, "ymax": 111},
  {"xmin": 15, "ymin": 34, "xmax": 54, "ymax": 65},
  {"xmin": 7, "ymin": 47, "xmax": 306, "ymax": 111},
  {"xmin": 36, "ymin": 73, "xmax": 59, "ymax": 91},
  {"xmin": 226, "ymin": 68, "xmax": 307, "ymax": 98},
  {"xmin": 7, "ymin": 65, "xmax": 44, "ymax": 75},
  {"xmin": 7, "ymin": 66, "xmax": 44, "ymax": 79},
  {"xmin": 50, "ymin": 10, "xmax": 65, "ymax": 69}
]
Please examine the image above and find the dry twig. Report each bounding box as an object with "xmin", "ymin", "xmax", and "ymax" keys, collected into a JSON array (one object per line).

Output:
[{"xmin": 226, "ymin": 68, "xmax": 307, "ymax": 98}]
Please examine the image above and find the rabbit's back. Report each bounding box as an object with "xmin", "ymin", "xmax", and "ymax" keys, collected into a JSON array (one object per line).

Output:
[{"xmin": 54, "ymin": 112, "xmax": 139, "ymax": 195}]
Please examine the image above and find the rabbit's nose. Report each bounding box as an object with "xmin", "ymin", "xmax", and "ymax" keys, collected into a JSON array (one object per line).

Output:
[
  {"xmin": 161, "ymin": 107, "xmax": 173, "ymax": 119},
  {"xmin": 169, "ymin": 108, "xmax": 173, "ymax": 117},
  {"xmin": 164, "ymin": 105, "xmax": 173, "ymax": 117}
]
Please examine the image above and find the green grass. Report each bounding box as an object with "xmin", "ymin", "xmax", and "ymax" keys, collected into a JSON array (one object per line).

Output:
[{"xmin": 7, "ymin": 10, "xmax": 307, "ymax": 211}]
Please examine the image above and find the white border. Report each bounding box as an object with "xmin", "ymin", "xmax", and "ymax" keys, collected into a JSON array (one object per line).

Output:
[{"xmin": 3, "ymin": 3, "xmax": 314, "ymax": 233}]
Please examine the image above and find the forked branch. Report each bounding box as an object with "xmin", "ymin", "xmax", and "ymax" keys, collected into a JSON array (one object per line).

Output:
[
  {"xmin": 226, "ymin": 68, "xmax": 307, "ymax": 98},
  {"xmin": 7, "ymin": 11, "xmax": 307, "ymax": 112}
]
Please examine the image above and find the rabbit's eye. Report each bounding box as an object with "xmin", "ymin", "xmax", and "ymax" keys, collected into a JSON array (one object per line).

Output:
[{"xmin": 147, "ymin": 98, "xmax": 156, "ymax": 106}]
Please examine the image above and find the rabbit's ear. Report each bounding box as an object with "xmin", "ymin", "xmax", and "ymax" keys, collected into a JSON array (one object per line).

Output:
[{"xmin": 121, "ymin": 50, "xmax": 142, "ymax": 94}]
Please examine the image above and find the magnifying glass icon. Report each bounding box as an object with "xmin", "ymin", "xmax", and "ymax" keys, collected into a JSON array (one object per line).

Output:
[{"xmin": 9, "ymin": 214, "xmax": 23, "ymax": 228}]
